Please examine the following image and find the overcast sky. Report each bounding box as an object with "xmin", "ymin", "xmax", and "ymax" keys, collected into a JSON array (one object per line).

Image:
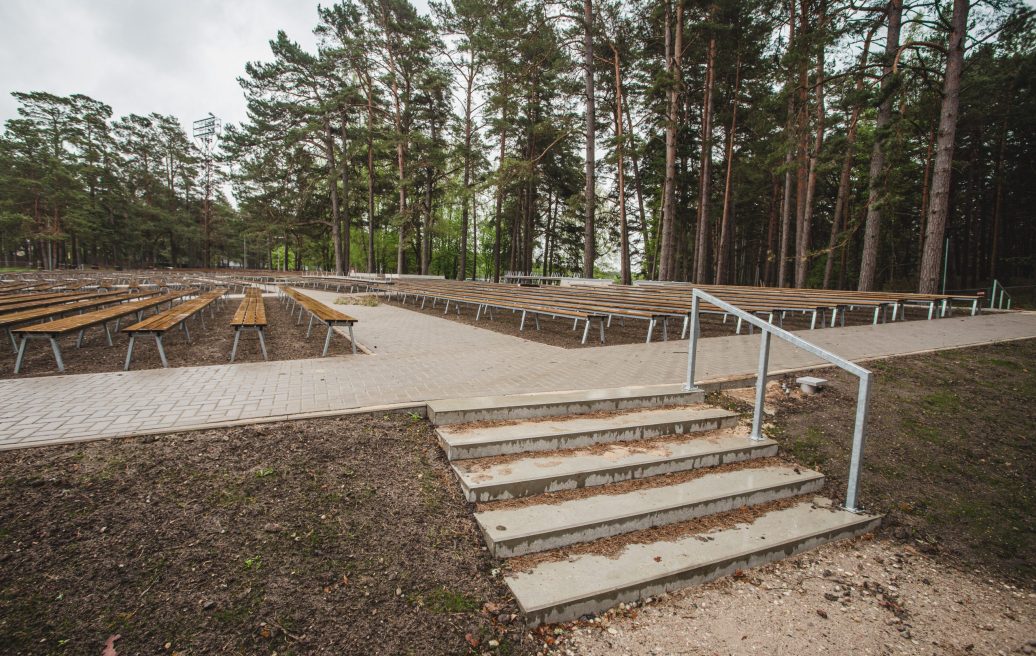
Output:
[{"xmin": 0, "ymin": 0, "xmax": 344, "ymax": 133}]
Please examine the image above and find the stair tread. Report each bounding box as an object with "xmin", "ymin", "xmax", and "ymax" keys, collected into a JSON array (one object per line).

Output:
[
  {"xmin": 453, "ymin": 432, "xmax": 776, "ymax": 492},
  {"xmin": 476, "ymin": 465, "xmax": 823, "ymax": 541},
  {"xmin": 505, "ymin": 499, "xmax": 880, "ymax": 614},
  {"xmin": 439, "ymin": 406, "xmax": 737, "ymax": 444},
  {"xmin": 428, "ymin": 384, "xmax": 694, "ymax": 415}
]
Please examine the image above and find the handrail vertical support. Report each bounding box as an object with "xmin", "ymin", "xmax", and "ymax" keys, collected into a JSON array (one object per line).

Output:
[
  {"xmin": 684, "ymin": 295, "xmax": 701, "ymax": 391},
  {"xmin": 844, "ymin": 371, "xmax": 872, "ymax": 513},
  {"xmin": 750, "ymin": 330, "xmax": 771, "ymax": 441}
]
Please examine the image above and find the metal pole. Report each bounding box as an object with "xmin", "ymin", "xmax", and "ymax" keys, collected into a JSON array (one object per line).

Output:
[
  {"xmin": 844, "ymin": 372, "xmax": 873, "ymax": 512},
  {"xmin": 685, "ymin": 294, "xmax": 701, "ymax": 391},
  {"xmin": 750, "ymin": 330, "xmax": 771, "ymax": 441}
]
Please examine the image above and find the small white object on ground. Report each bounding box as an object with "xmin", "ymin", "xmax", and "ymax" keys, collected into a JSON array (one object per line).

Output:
[{"xmin": 796, "ymin": 376, "xmax": 828, "ymax": 395}]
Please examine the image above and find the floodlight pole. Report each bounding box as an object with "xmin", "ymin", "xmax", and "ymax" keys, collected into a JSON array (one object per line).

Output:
[{"xmin": 192, "ymin": 113, "xmax": 221, "ymax": 269}]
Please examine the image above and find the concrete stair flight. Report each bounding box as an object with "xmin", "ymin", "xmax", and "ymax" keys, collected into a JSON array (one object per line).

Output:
[{"xmin": 431, "ymin": 385, "xmax": 881, "ymax": 625}]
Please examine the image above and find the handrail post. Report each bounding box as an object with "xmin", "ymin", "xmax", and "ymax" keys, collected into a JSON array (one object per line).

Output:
[
  {"xmin": 750, "ymin": 329, "xmax": 771, "ymax": 441},
  {"xmin": 844, "ymin": 371, "xmax": 872, "ymax": 512},
  {"xmin": 684, "ymin": 293, "xmax": 701, "ymax": 391}
]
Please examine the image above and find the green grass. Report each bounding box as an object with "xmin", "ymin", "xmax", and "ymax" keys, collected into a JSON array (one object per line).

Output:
[
  {"xmin": 421, "ymin": 587, "xmax": 480, "ymax": 614},
  {"xmin": 787, "ymin": 426, "xmax": 827, "ymax": 468}
]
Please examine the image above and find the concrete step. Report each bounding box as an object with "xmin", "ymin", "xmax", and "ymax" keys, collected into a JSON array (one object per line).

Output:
[
  {"xmin": 427, "ymin": 384, "xmax": 705, "ymax": 426},
  {"xmin": 453, "ymin": 432, "xmax": 777, "ymax": 502},
  {"xmin": 476, "ymin": 465, "xmax": 824, "ymax": 557},
  {"xmin": 437, "ymin": 405, "xmax": 739, "ymax": 461},
  {"xmin": 505, "ymin": 499, "xmax": 881, "ymax": 625}
]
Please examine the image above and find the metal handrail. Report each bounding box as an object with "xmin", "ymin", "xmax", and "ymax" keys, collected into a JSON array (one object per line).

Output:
[
  {"xmin": 683, "ymin": 289, "xmax": 873, "ymax": 513},
  {"xmin": 989, "ymin": 279, "xmax": 1013, "ymax": 310}
]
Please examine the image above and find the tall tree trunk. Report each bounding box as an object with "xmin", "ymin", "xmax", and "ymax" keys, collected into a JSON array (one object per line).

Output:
[
  {"xmin": 919, "ymin": 0, "xmax": 968, "ymax": 294},
  {"xmin": 459, "ymin": 65, "xmax": 474, "ymax": 280},
  {"xmin": 612, "ymin": 44, "xmax": 631, "ymax": 285},
  {"xmin": 858, "ymin": 0, "xmax": 903, "ymax": 291},
  {"xmin": 324, "ymin": 122, "xmax": 345, "ymax": 276},
  {"xmin": 622, "ymin": 93, "xmax": 649, "ymax": 279},
  {"xmin": 493, "ymin": 114, "xmax": 507, "ymax": 283},
  {"xmin": 339, "ymin": 119, "xmax": 352, "ymax": 275},
  {"xmin": 694, "ymin": 29, "xmax": 717, "ymax": 284},
  {"xmin": 777, "ymin": 0, "xmax": 796, "ymax": 287},
  {"xmin": 716, "ymin": 57, "xmax": 741, "ymax": 285},
  {"xmin": 582, "ymin": 0, "xmax": 596, "ymax": 278},
  {"xmin": 659, "ymin": 0, "xmax": 683, "ymax": 281},
  {"xmin": 796, "ymin": 14, "xmax": 826, "ymax": 289},
  {"xmin": 366, "ymin": 83, "xmax": 376, "ymax": 274},
  {"xmin": 917, "ymin": 124, "xmax": 935, "ymax": 264}
]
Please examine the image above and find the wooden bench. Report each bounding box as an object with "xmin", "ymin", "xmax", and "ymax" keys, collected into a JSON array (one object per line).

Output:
[
  {"xmin": 122, "ymin": 289, "xmax": 227, "ymax": 369},
  {"xmin": 279, "ymin": 286, "xmax": 358, "ymax": 355},
  {"xmin": 230, "ymin": 287, "xmax": 268, "ymax": 362},
  {"xmin": 1, "ymin": 290, "xmax": 162, "ymax": 353},
  {"xmin": 12, "ymin": 289, "xmax": 196, "ymax": 373}
]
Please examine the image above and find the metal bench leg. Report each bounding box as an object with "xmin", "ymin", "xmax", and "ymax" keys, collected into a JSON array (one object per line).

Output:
[
  {"xmin": 599, "ymin": 318, "xmax": 605, "ymax": 343},
  {"xmin": 49, "ymin": 336, "xmax": 65, "ymax": 372},
  {"xmin": 104, "ymin": 322, "xmax": 113, "ymax": 346},
  {"xmin": 124, "ymin": 335, "xmax": 136, "ymax": 371},
  {"xmin": 475, "ymin": 305, "xmax": 482, "ymax": 321},
  {"xmin": 646, "ymin": 319, "xmax": 655, "ymax": 343},
  {"xmin": 322, "ymin": 324, "xmax": 334, "ymax": 356},
  {"xmin": 662, "ymin": 318, "xmax": 669, "ymax": 341},
  {"xmin": 348, "ymin": 325, "xmax": 356, "ymax": 354},
  {"xmin": 257, "ymin": 328, "xmax": 268, "ymax": 360},
  {"xmin": 581, "ymin": 319, "xmax": 591, "ymax": 344},
  {"xmin": 13, "ymin": 336, "xmax": 28, "ymax": 373},
  {"xmin": 155, "ymin": 334, "xmax": 169, "ymax": 368},
  {"xmin": 6, "ymin": 328, "xmax": 16, "ymax": 353},
  {"xmin": 76, "ymin": 329, "xmax": 85, "ymax": 348},
  {"xmin": 307, "ymin": 314, "xmax": 315, "ymax": 337},
  {"xmin": 230, "ymin": 328, "xmax": 241, "ymax": 362},
  {"xmin": 183, "ymin": 322, "xmax": 191, "ymax": 344},
  {"xmin": 519, "ymin": 310, "xmax": 527, "ymax": 331},
  {"xmin": 534, "ymin": 315, "xmax": 540, "ymax": 331}
]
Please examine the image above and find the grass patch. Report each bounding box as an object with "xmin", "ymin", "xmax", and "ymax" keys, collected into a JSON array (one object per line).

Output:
[
  {"xmin": 421, "ymin": 587, "xmax": 481, "ymax": 614},
  {"xmin": 771, "ymin": 339, "xmax": 1036, "ymax": 583}
]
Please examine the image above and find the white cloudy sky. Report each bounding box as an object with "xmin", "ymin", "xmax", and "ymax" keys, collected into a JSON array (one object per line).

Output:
[{"xmin": 0, "ymin": 0, "xmax": 352, "ymax": 132}]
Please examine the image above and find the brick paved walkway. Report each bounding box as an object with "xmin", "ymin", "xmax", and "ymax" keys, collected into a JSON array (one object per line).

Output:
[{"xmin": 1, "ymin": 289, "xmax": 1033, "ymax": 450}]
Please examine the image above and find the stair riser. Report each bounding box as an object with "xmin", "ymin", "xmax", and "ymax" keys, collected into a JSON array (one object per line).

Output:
[
  {"xmin": 429, "ymin": 390, "xmax": 705, "ymax": 426},
  {"xmin": 443, "ymin": 414, "xmax": 739, "ymax": 461},
  {"xmin": 460, "ymin": 443, "xmax": 778, "ymax": 502},
  {"xmin": 483, "ymin": 476, "xmax": 825, "ymax": 558},
  {"xmin": 518, "ymin": 515, "xmax": 882, "ymax": 626}
]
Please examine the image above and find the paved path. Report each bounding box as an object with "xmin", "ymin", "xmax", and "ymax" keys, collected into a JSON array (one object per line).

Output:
[{"xmin": 1, "ymin": 289, "xmax": 1034, "ymax": 451}]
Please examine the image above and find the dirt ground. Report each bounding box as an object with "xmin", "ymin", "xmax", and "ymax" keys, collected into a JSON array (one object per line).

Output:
[
  {"xmin": 562, "ymin": 537, "xmax": 1035, "ymax": 656},
  {"xmin": 379, "ymin": 295, "xmax": 958, "ymax": 348},
  {"xmin": 0, "ymin": 413, "xmax": 535, "ymax": 656},
  {"xmin": 0, "ymin": 293, "xmax": 359, "ymax": 379},
  {"xmin": 757, "ymin": 339, "xmax": 1036, "ymax": 585}
]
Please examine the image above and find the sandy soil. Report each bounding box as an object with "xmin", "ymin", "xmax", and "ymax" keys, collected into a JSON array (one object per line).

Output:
[
  {"xmin": 0, "ymin": 293, "xmax": 360, "ymax": 379},
  {"xmin": 560, "ymin": 537, "xmax": 1035, "ymax": 656}
]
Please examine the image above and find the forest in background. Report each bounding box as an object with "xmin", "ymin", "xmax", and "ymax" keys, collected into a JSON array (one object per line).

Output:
[{"xmin": 0, "ymin": 0, "xmax": 1033, "ymax": 294}]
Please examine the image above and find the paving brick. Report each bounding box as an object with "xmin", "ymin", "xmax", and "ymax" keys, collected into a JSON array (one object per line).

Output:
[{"xmin": 1, "ymin": 296, "xmax": 1033, "ymax": 451}]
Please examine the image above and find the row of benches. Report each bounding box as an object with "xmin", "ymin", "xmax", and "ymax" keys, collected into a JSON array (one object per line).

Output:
[{"xmin": 6, "ymin": 286, "xmax": 359, "ymax": 373}]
